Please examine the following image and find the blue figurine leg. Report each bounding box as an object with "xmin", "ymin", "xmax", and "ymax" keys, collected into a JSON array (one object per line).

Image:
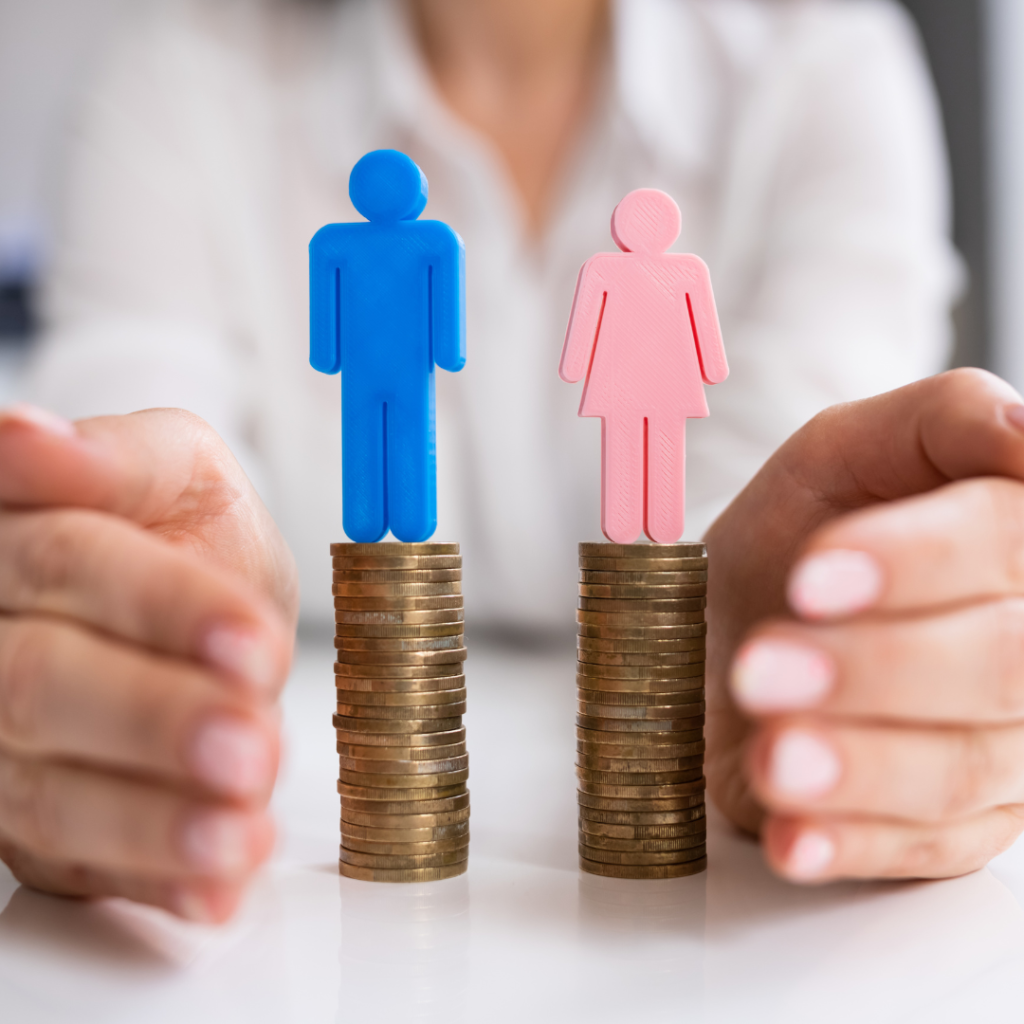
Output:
[
  {"xmin": 386, "ymin": 390, "xmax": 437, "ymax": 543},
  {"xmin": 342, "ymin": 391, "xmax": 389, "ymax": 542}
]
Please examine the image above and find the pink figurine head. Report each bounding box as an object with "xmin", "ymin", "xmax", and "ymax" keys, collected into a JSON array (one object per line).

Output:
[{"xmin": 610, "ymin": 189, "xmax": 682, "ymax": 255}]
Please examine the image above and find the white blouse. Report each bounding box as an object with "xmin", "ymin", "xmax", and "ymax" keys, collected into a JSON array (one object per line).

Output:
[{"xmin": 29, "ymin": 0, "xmax": 961, "ymax": 627}]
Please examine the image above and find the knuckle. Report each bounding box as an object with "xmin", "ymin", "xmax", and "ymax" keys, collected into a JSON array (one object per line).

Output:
[
  {"xmin": 11, "ymin": 512, "xmax": 86, "ymax": 603},
  {"xmin": 989, "ymin": 600, "xmax": 1024, "ymax": 717},
  {"xmin": 0, "ymin": 621, "xmax": 54, "ymax": 747},
  {"xmin": 0, "ymin": 755, "xmax": 62, "ymax": 857},
  {"xmin": 940, "ymin": 732, "xmax": 992, "ymax": 819}
]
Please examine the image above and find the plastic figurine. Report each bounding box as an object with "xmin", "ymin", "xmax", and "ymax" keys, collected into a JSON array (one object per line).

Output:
[
  {"xmin": 559, "ymin": 188, "xmax": 728, "ymax": 544},
  {"xmin": 310, "ymin": 150, "xmax": 466, "ymax": 543}
]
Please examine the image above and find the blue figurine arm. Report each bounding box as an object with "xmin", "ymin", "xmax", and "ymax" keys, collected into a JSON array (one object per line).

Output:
[
  {"xmin": 309, "ymin": 225, "xmax": 346, "ymax": 375},
  {"xmin": 427, "ymin": 224, "xmax": 467, "ymax": 373}
]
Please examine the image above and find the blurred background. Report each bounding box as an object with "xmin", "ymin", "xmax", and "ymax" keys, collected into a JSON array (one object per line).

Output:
[{"xmin": 2, "ymin": 0, "xmax": 1024, "ymax": 392}]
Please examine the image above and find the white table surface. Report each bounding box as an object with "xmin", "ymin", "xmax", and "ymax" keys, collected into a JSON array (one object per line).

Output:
[{"xmin": 3, "ymin": 637, "xmax": 1024, "ymax": 1023}]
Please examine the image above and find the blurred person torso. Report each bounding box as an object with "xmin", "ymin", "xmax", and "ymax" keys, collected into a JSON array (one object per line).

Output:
[{"xmin": 28, "ymin": 0, "xmax": 960, "ymax": 627}]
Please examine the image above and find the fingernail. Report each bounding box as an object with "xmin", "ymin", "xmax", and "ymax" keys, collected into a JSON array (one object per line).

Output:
[
  {"xmin": 732, "ymin": 639, "xmax": 834, "ymax": 711},
  {"xmin": 190, "ymin": 716, "xmax": 271, "ymax": 797},
  {"xmin": 788, "ymin": 549, "xmax": 883, "ymax": 620},
  {"xmin": 785, "ymin": 829, "xmax": 836, "ymax": 881},
  {"xmin": 180, "ymin": 810, "xmax": 254, "ymax": 874},
  {"xmin": 202, "ymin": 626, "xmax": 276, "ymax": 691},
  {"xmin": 0, "ymin": 403, "xmax": 76, "ymax": 438},
  {"xmin": 1006, "ymin": 404, "xmax": 1024, "ymax": 433},
  {"xmin": 770, "ymin": 730, "xmax": 841, "ymax": 798}
]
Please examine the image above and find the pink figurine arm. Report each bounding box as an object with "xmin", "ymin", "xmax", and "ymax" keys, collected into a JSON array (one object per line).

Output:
[
  {"xmin": 685, "ymin": 257, "xmax": 729, "ymax": 385},
  {"xmin": 559, "ymin": 257, "xmax": 608, "ymax": 383}
]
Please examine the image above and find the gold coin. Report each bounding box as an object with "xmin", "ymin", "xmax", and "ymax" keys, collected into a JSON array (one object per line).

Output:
[
  {"xmin": 332, "ymin": 569, "xmax": 462, "ymax": 583},
  {"xmin": 576, "ymin": 766, "xmax": 704, "ymax": 786},
  {"xmin": 577, "ymin": 636, "xmax": 705, "ymax": 654},
  {"xmin": 336, "ymin": 702, "xmax": 467, "ymax": 720},
  {"xmin": 340, "ymin": 754, "xmax": 470, "ymax": 775},
  {"xmin": 578, "ymin": 793, "xmax": 706, "ymax": 814},
  {"xmin": 332, "ymin": 542, "xmax": 460, "ymax": 556},
  {"xmin": 579, "ymin": 816, "xmax": 706, "ymax": 838},
  {"xmin": 576, "ymin": 753, "xmax": 704, "ymax": 773},
  {"xmin": 341, "ymin": 821, "xmax": 469, "ymax": 843},
  {"xmin": 335, "ymin": 621, "xmax": 465, "ymax": 638},
  {"xmin": 576, "ymin": 714, "xmax": 705, "ymax": 734},
  {"xmin": 578, "ymin": 701, "xmax": 706, "ymax": 720},
  {"xmin": 578, "ymin": 805, "xmax": 707, "ymax": 826},
  {"xmin": 578, "ymin": 843, "xmax": 706, "ymax": 866},
  {"xmin": 577, "ymin": 673, "xmax": 704, "ymax": 692},
  {"xmin": 332, "ymin": 581, "xmax": 463, "ymax": 598},
  {"xmin": 337, "ymin": 781, "xmax": 467, "ymax": 801},
  {"xmin": 578, "ymin": 779, "xmax": 705, "ymax": 800},
  {"xmin": 335, "ymin": 661, "xmax": 467, "ymax": 678},
  {"xmin": 579, "ymin": 856, "xmax": 707, "ymax": 879},
  {"xmin": 339, "ymin": 768, "xmax": 470, "ymax": 788},
  {"xmin": 333, "ymin": 555, "xmax": 462, "ymax": 571},
  {"xmin": 335, "ymin": 607, "xmax": 464, "ymax": 625},
  {"xmin": 341, "ymin": 835, "xmax": 470, "ymax": 856},
  {"xmin": 578, "ymin": 557, "xmax": 707, "ymax": 572},
  {"xmin": 581, "ymin": 696, "xmax": 708, "ymax": 712},
  {"xmin": 576, "ymin": 662, "xmax": 704, "ymax": 679},
  {"xmin": 333, "ymin": 715, "xmax": 463, "ymax": 734},
  {"xmin": 339, "ymin": 847, "xmax": 469, "ymax": 869},
  {"xmin": 577, "ymin": 610, "xmax": 705, "ymax": 627},
  {"xmin": 335, "ymin": 688, "xmax": 467, "ymax": 707},
  {"xmin": 577, "ymin": 622, "xmax": 706, "ymax": 640},
  {"xmin": 577, "ymin": 741, "xmax": 705, "ymax": 761},
  {"xmin": 579, "ymin": 570, "xmax": 708, "ymax": 585},
  {"xmin": 578, "ymin": 598, "xmax": 706, "ymax": 614},
  {"xmin": 332, "ymin": 595, "xmax": 464, "ymax": 610},
  {"xmin": 576, "ymin": 726, "xmax": 704, "ymax": 747},
  {"xmin": 338, "ymin": 741, "xmax": 466, "ymax": 761},
  {"xmin": 336, "ymin": 727, "xmax": 465, "ymax": 748},
  {"xmin": 581, "ymin": 700, "xmax": 708, "ymax": 724},
  {"xmin": 337, "ymin": 634, "xmax": 465, "ymax": 652},
  {"xmin": 577, "ymin": 649, "xmax": 705, "ymax": 667},
  {"xmin": 579, "ymin": 832, "xmax": 707, "ymax": 854},
  {"xmin": 338, "ymin": 861, "xmax": 467, "ymax": 882},
  {"xmin": 578, "ymin": 584, "xmax": 707, "ymax": 601},
  {"xmin": 341, "ymin": 806, "xmax": 471, "ymax": 827},
  {"xmin": 578, "ymin": 542, "xmax": 706, "ymax": 558},
  {"xmin": 334, "ymin": 647, "xmax": 469, "ymax": 666},
  {"xmin": 336, "ymin": 674, "xmax": 465, "ymax": 694}
]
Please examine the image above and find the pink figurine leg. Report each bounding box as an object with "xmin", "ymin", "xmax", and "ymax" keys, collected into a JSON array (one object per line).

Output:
[
  {"xmin": 644, "ymin": 418, "xmax": 686, "ymax": 544},
  {"xmin": 601, "ymin": 417, "xmax": 644, "ymax": 544}
]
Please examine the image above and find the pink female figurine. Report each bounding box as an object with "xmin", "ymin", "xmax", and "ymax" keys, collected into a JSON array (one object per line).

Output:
[{"xmin": 559, "ymin": 188, "xmax": 729, "ymax": 544}]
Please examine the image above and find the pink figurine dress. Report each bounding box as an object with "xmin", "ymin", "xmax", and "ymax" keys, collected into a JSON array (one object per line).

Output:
[{"xmin": 559, "ymin": 189, "xmax": 728, "ymax": 544}]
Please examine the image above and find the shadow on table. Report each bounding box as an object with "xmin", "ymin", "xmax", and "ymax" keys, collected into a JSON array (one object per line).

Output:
[{"xmin": 0, "ymin": 886, "xmax": 176, "ymax": 969}]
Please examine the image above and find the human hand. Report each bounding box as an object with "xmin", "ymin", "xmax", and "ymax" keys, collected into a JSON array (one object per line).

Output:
[
  {"xmin": 0, "ymin": 405, "xmax": 298, "ymax": 921},
  {"xmin": 705, "ymin": 369, "xmax": 1024, "ymax": 882}
]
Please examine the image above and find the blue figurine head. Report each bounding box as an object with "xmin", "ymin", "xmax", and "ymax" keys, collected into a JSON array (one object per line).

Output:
[{"xmin": 349, "ymin": 150, "xmax": 428, "ymax": 224}]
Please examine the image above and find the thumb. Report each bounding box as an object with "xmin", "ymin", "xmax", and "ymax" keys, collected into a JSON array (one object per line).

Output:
[{"xmin": 0, "ymin": 404, "xmax": 298, "ymax": 620}]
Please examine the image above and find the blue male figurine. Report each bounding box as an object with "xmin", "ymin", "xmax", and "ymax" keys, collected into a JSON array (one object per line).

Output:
[{"xmin": 310, "ymin": 150, "xmax": 466, "ymax": 543}]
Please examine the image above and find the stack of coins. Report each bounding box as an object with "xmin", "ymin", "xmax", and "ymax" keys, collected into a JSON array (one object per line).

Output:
[
  {"xmin": 576, "ymin": 541, "xmax": 707, "ymax": 879},
  {"xmin": 332, "ymin": 542, "xmax": 469, "ymax": 882}
]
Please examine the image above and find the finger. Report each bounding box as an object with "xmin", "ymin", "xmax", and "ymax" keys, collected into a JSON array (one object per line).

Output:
[
  {"xmin": 0, "ymin": 751, "xmax": 275, "ymax": 879},
  {"xmin": 761, "ymin": 807, "xmax": 1024, "ymax": 883},
  {"xmin": 0, "ymin": 617, "xmax": 279, "ymax": 798},
  {"xmin": 705, "ymin": 369, "xmax": 1024, "ymax": 636},
  {"xmin": 787, "ymin": 478, "xmax": 1024, "ymax": 620},
  {"xmin": 731, "ymin": 598, "xmax": 1024, "ymax": 724},
  {"xmin": 0, "ymin": 837, "xmax": 249, "ymax": 922},
  {"xmin": 0, "ymin": 508, "xmax": 292, "ymax": 692},
  {"xmin": 746, "ymin": 719, "xmax": 1024, "ymax": 822},
  {"xmin": 0, "ymin": 405, "xmax": 298, "ymax": 622}
]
